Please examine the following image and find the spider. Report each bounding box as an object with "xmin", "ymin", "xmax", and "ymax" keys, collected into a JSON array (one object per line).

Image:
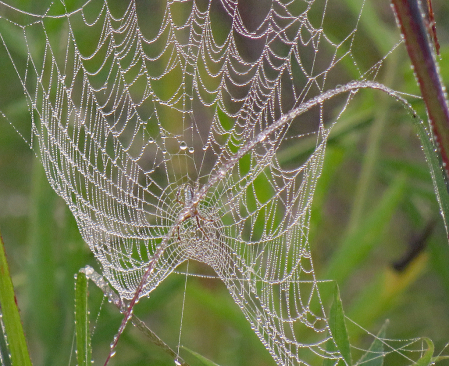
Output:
[{"xmin": 175, "ymin": 184, "xmax": 214, "ymax": 241}]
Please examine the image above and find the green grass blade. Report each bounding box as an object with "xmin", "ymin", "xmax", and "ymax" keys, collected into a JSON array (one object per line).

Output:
[
  {"xmin": 413, "ymin": 116, "xmax": 449, "ymax": 234},
  {"xmin": 329, "ymin": 284, "xmax": 352, "ymax": 366},
  {"xmin": 0, "ymin": 230, "xmax": 32, "ymax": 366},
  {"xmin": 322, "ymin": 339, "xmax": 343, "ymax": 366},
  {"xmin": 356, "ymin": 321, "xmax": 387, "ymax": 366},
  {"xmin": 75, "ymin": 271, "xmax": 91, "ymax": 366},
  {"xmin": 182, "ymin": 346, "xmax": 221, "ymax": 366},
  {"xmin": 0, "ymin": 319, "xmax": 12, "ymax": 366},
  {"xmin": 414, "ymin": 338, "xmax": 434, "ymax": 366}
]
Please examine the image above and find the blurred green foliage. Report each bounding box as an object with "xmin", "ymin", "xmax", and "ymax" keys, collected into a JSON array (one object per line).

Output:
[{"xmin": 0, "ymin": 0, "xmax": 449, "ymax": 365}]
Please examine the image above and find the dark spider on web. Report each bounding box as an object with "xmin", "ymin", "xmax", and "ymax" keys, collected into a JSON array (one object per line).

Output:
[{"xmin": 175, "ymin": 184, "xmax": 214, "ymax": 241}]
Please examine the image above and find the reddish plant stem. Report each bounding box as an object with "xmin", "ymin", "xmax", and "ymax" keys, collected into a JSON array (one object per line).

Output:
[
  {"xmin": 103, "ymin": 80, "xmax": 410, "ymax": 363},
  {"xmin": 103, "ymin": 243, "xmax": 165, "ymax": 365},
  {"xmin": 391, "ymin": 0, "xmax": 449, "ymax": 180}
]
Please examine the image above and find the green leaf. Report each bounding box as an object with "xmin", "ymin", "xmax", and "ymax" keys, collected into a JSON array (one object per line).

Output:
[
  {"xmin": 329, "ymin": 284, "xmax": 352, "ymax": 366},
  {"xmin": 322, "ymin": 337, "xmax": 346, "ymax": 366},
  {"xmin": 413, "ymin": 116, "xmax": 449, "ymax": 234},
  {"xmin": 0, "ymin": 230, "xmax": 32, "ymax": 366},
  {"xmin": 356, "ymin": 321, "xmax": 387, "ymax": 366},
  {"xmin": 0, "ymin": 321, "xmax": 12, "ymax": 366},
  {"xmin": 75, "ymin": 271, "xmax": 91, "ymax": 366},
  {"xmin": 414, "ymin": 338, "xmax": 434, "ymax": 366},
  {"xmin": 182, "ymin": 346, "xmax": 221, "ymax": 366}
]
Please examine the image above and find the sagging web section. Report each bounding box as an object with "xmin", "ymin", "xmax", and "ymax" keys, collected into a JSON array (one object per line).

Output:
[{"xmin": 0, "ymin": 0, "xmax": 414, "ymax": 364}]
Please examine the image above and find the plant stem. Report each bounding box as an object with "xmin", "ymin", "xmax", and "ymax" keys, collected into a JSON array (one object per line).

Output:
[{"xmin": 391, "ymin": 0, "xmax": 449, "ymax": 182}]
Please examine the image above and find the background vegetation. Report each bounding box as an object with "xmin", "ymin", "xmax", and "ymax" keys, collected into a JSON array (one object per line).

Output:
[{"xmin": 1, "ymin": 0, "xmax": 449, "ymax": 365}]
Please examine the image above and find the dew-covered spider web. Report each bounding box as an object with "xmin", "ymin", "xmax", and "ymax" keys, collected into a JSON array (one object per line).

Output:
[{"xmin": 0, "ymin": 0, "xmax": 438, "ymax": 365}]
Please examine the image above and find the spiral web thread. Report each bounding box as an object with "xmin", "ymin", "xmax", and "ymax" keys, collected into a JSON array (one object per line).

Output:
[{"xmin": 0, "ymin": 0, "xmax": 433, "ymax": 365}]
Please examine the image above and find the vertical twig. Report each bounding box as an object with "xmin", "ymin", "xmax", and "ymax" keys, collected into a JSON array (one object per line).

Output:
[
  {"xmin": 80, "ymin": 266, "xmax": 190, "ymax": 366},
  {"xmin": 391, "ymin": 0, "xmax": 449, "ymax": 180}
]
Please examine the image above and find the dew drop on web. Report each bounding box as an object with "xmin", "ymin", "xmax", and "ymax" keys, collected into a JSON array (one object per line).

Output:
[{"xmin": 179, "ymin": 141, "xmax": 188, "ymax": 150}]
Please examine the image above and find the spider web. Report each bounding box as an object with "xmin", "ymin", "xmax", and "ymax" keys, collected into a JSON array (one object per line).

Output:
[{"xmin": 0, "ymin": 0, "xmax": 426, "ymax": 365}]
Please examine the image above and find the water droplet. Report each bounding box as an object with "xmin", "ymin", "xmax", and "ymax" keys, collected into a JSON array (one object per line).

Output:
[
  {"xmin": 109, "ymin": 338, "xmax": 115, "ymax": 346},
  {"xmin": 257, "ymin": 133, "xmax": 266, "ymax": 143},
  {"xmin": 148, "ymin": 137, "xmax": 154, "ymax": 144},
  {"xmin": 179, "ymin": 141, "xmax": 188, "ymax": 150},
  {"xmin": 202, "ymin": 145, "xmax": 208, "ymax": 151},
  {"xmin": 162, "ymin": 149, "xmax": 167, "ymax": 155},
  {"xmin": 84, "ymin": 266, "xmax": 94, "ymax": 275},
  {"xmin": 188, "ymin": 147, "xmax": 195, "ymax": 154}
]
